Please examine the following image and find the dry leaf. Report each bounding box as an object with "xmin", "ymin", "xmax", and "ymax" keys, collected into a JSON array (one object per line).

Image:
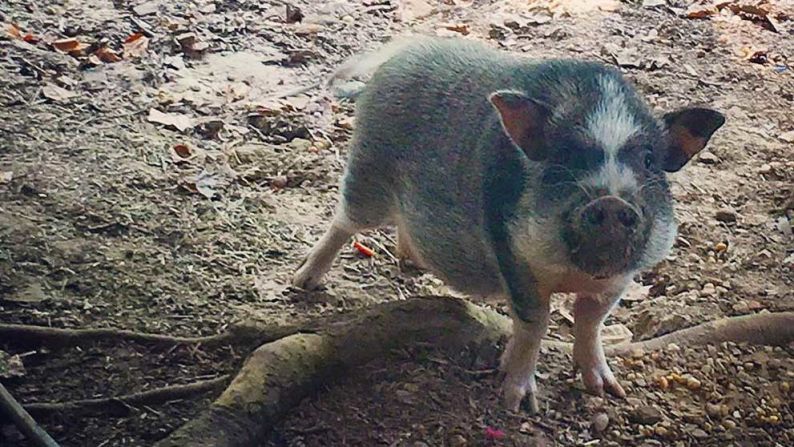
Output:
[
  {"xmin": 195, "ymin": 170, "xmax": 218, "ymax": 199},
  {"xmin": 172, "ymin": 144, "xmax": 193, "ymax": 161},
  {"xmin": 685, "ymin": 5, "xmax": 717, "ymax": 19},
  {"xmin": 123, "ymin": 33, "xmax": 149, "ymax": 58},
  {"xmin": 0, "ymin": 351, "xmax": 26, "ymax": 379},
  {"xmin": 22, "ymin": 33, "xmax": 39, "ymax": 43},
  {"xmin": 6, "ymin": 22, "xmax": 22, "ymax": 39},
  {"xmin": 95, "ymin": 46, "xmax": 122, "ymax": 63},
  {"xmin": 0, "ymin": 171, "xmax": 12, "ymax": 184},
  {"xmin": 439, "ymin": 22, "xmax": 470, "ymax": 35},
  {"xmin": 42, "ymin": 83, "xmax": 76, "ymax": 102},
  {"xmin": 52, "ymin": 37, "xmax": 87, "ymax": 55},
  {"xmin": 147, "ymin": 108, "xmax": 194, "ymax": 132}
]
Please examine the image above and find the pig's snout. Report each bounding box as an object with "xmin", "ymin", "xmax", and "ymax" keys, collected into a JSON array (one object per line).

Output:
[
  {"xmin": 565, "ymin": 195, "xmax": 646, "ymax": 277},
  {"xmin": 578, "ymin": 196, "xmax": 640, "ymax": 237}
]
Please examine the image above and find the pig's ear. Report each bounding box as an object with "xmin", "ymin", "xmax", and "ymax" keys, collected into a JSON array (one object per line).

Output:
[
  {"xmin": 489, "ymin": 90, "xmax": 551, "ymax": 161},
  {"xmin": 661, "ymin": 107, "xmax": 725, "ymax": 172}
]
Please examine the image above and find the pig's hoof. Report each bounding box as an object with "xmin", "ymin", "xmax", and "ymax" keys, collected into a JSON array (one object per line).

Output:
[
  {"xmin": 291, "ymin": 258, "xmax": 324, "ymax": 290},
  {"xmin": 581, "ymin": 366, "xmax": 626, "ymax": 398},
  {"xmin": 501, "ymin": 378, "xmax": 539, "ymax": 414}
]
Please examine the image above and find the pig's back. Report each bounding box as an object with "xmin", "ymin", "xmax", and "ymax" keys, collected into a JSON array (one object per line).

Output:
[{"xmin": 347, "ymin": 39, "xmax": 519, "ymax": 296}]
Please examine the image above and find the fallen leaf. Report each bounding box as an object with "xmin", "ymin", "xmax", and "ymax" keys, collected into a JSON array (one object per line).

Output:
[
  {"xmin": 95, "ymin": 46, "xmax": 122, "ymax": 63},
  {"xmin": 147, "ymin": 108, "xmax": 194, "ymax": 132},
  {"xmin": 172, "ymin": 144, "xmax": 193, "ymax": 160},
  {"xmin": 438, "ymin": 22, "xmax": 470, "ymax": 35},
  {"xmin": 5, "ymin": 22, "xmax": 22, "ymax": 39},
  {"xmin": 195, "ymin": 170, "xmax": 218, "ymax": 199},
  {"xmin": 685, "ymin": 5, "xmax": 717, "ymax": 19},
  {"xmin": 52, "ymin": 37, "xmax": 87, "ymax": 54},
  {"xmin": 602, "ymin": 323, "xmax": 634, "ymax": 345},
  {"xmin": 484, "ymin": 426, "xmax": 505, "ymax": 441},
  {"xmin": 0, "ymin": 351, "xmax": 26, "ymax": 379},
  {"xmin": 41, "ymin": 83, "xmax": 76, "ymax": 102},
  {"xmin": 0, "ymin": 171, "xmax": 12, "ymax": 184},
  {"xmin": 22, "ymin": 33, "xmax": 39, "ymax": 44},
  {"xmin": 123, "ymin": 33, "xmax": 149, "ymax": 58}
]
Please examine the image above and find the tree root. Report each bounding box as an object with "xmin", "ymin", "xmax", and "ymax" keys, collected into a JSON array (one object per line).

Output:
[
  {"xmin": 155, "ymin": 297, "xmax": 794, "ymax": 447},
  {"xmin": 23, "ymin": 375, "xmax": 231, "ymax": 418},
  {"xmin": 0, "ymin": 322, "xmax": 299, "ymax": 349},
  {"xmin": 0, "ymin": 382, "xmax": 59, "ymax": 447}
]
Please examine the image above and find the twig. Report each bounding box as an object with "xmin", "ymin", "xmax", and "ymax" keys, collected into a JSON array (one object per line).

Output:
[
  {"xmin": 0, "ymin": 382, "xmax": 60, "ymax": 447},
  {"xmin": 0, "ymin": 323, "xmax": 231, "ymax": 348},
  {"xmin": 24, "ymin": 375, "xmax": 230, "ymax": 418},
  {"xmin": 0, "ymin": 322, "xmax": 300, "ymax": 350}
]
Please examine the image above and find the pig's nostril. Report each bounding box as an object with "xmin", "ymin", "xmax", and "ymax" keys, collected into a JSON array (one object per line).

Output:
[
  {"xmin": 584, "ymin": 207, "xmax": 606, "ymax": 226},
  {"xmin": 617, "ymin": 208, "xmax": 638, "ymax": 228}
]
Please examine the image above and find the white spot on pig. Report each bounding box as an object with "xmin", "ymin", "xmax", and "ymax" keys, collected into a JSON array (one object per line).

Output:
[
  {"xmin": 584, "ymin": 161, "xmax": 638, "ymax": 195},
  {"xmin": 587, "ymin": 75, "xmax": 640, "ymax": 157}
]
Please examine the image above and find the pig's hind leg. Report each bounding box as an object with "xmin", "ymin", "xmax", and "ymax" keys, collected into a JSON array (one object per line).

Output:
[
  {"xmin": 292, "ymin": 148, "xmax": 395, "ymax": 290},
  {"xmin": 573, "ymin": 293, "xmax": 627, "ymax": 398}
]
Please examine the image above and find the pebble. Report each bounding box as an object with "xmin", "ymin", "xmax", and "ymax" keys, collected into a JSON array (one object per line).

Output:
[
  {"xmin": 715, "ymin": 209, "xmax": 737, "ymax": 223},
  {"xmin": 654, "ymin": 426, "xmax": 669, "ymax": 437},
  {"xmin": 700, "ymin": 283, "xmax": 717, "ymax": 297},
  {"xmin": 629, "ymin": 406, "xmax": 663, "ymax": 425},
  {"xmin": 448, "ymin": 434, "xmax": 467, "ymax": 447},
  {"xmin": 692, "ymin": 428, "xmax": 708, "ymax": 438},
  {"xmin": 697, "ymin": 151, "xmax": 720, "ymax": 164},
  {"xmin": 686, "ymin": 377, "xmax": 702, "ymax": 390},
  {"xmin": 715, "ymin": 242, "xmax": 728, "ymax": 252},
  {"xmin": 706, "ymin": 403, "xmax": 722, "ymax": 418},
  {"xmin": 722, "ymin": 419, "xmax": 737, "ymax": 429},
  {"xmin": 592, "ymin": 412, "xmax": 610, "ymax": 433}
]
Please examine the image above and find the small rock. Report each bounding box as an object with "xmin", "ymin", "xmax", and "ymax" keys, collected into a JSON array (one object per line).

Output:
[
  {"xmin": 654, "ymin": 426, "xmax": 669, "ymax": 437},
  {"xmin": 686, "ymin": 377, "xmax": 702, "ymax": 390},
  {"xmin": 715, "ymin": 242, "xmax": 728, "ymax": 252},
  {"xmin": 448, "ymin": 434, "xmax": 468, "ymax": 447},
  {"xmin": 629, "ymin": 406, "xmax": 664, "ymax": 425},
  {"xmin": 692, "ymin": 428, "xmax": 708, "ymax": 438},
  {"xmin": 722, "ymin": 419, "xmax": 737, "ymax": 429},
  {"xmin": 700, "ymin": 283, "xmax": 717, "ymax": 297},
  {"xmin": 715, "ymin": 209, "xmax": 737, "ymax": 223},
  {"xmin": 697, "ymin": 151, "xmax": 719, "ymax": 164},
  {"xmin": 706, "ymin": 403, "xmax": 722, "ymax": 417},
  {"xmin": 780, "ymin": 130, "xmax": 794, "ymax": 143},
  {"xmin": 592, "ymin": 412, "xmax": 610, "ymax": 432}
]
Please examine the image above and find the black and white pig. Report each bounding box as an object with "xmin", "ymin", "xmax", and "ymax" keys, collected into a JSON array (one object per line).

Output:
[{"xmin": 292, "ymin": 37, "xmax": 725, "ymax": 413}]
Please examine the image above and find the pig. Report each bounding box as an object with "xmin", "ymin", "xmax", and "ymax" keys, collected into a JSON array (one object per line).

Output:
[{"xmin": 292, "ymin": 37, "xmax": 725, "ymax": 413}]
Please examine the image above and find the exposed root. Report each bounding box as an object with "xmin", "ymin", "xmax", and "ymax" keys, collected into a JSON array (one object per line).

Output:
[
  {"xmin": 156, "ymin": 298, "xmax": 794, "ymax": 447},
  {"xmin": 24, "ymin": 375, "xmax": 231, "ymax": 418},
  {"xmin": 0, "ymin": 382, "xmax": 60, "ymax": 447},
  {"xmin": 607, "ymin": 311, "xmax": 794, "ymax": 356},
  {"xmin": 0, "ymin": 322, "xmax": 299, "ymax": 349}
]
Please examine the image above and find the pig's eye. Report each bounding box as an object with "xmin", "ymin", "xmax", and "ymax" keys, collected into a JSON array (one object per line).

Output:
[{"xmin": 643, "ymin": 152, "xmax": 654, "ymax": 169}]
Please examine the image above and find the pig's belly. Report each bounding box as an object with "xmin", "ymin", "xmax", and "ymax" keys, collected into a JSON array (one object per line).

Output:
[{"xmin": 397, "ymin": 217, "xmax": 503, "ymax": 298}]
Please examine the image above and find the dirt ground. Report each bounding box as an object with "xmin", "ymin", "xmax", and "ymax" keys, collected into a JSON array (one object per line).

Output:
[{"xmin": 0, "ymin": 0, "xmax": 792, "ymax": 446}]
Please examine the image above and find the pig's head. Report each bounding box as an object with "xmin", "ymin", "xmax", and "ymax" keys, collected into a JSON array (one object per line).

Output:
[{"xmin": 490, "ymin": 66, "xmax": 724, "ymax": 278}]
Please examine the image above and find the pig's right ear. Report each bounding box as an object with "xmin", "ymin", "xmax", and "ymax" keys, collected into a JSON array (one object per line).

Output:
[{"xmin": 489, "ymin": 90, "xmax": 551, "ymax": 161}]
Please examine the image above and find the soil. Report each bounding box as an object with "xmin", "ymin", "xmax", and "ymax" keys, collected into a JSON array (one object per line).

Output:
[{"xmin": 0, "ymin": 0, "xmax": 792, "ymax": 446}]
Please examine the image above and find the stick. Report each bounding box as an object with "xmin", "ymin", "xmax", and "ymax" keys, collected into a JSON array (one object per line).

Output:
[
  {"xmin": 24, "ymin": 375, "xmax": 230, "ymax": 418},
  {"xmin": 0, "ymin": 382, "xmax": 60, "ymax": 447},
  {"xmin": 0, "ymin": 324, "xmax": 231, "ymax": 348}
]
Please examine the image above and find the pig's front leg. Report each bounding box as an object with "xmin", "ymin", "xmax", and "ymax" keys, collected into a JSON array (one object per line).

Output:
[
  {"xmin": 500, "ymin": 302, "xmax": 550, "ymax": 413},
  {"xmin": 573, "ymin": 292, "xmax": 626, "ymax": 398}
]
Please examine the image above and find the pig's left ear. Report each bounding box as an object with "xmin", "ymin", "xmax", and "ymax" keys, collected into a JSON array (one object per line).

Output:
[
  {"xmin": 661, "ymin": 107, "xmax": 725, "ymax": 172},
  {"xmin": 489, "ymin": 90, "xmax": 551, "ymax": 161}
]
